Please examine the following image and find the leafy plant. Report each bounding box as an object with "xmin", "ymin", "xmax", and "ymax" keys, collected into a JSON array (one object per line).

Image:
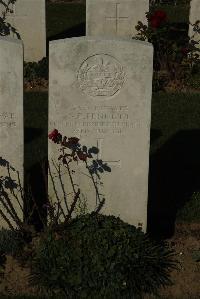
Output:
[
  {"xmin": 0, "ymin": 130, "xmax": 111, "ymax": 245},
  {"xmin": 24, "ymin": 58, "xmax": 48, "ymax": 82},
  {"xmin": 0, "ymin": 250, "xmax": 6, "ymax": 284},
  {"xmin": 47, "ymin": 130, "xmax": 111, "ymax": 230},
  {"xmin": 0, "ymin": 228, "xmax": 26, "ymax": 256},
  {"xmin": 191, "ymin": 249, "xmax": 200, "ymax": 263},
  {"xmin": 176, "ymin": 191, "xmax": 200, "ymax": 222},
  {"xmin": 29, "ymin": 213, "xmax": 178, "ymax": 299},
  {"xmin": 133, "ymin": 10, "xmax": 200, "ymax": 91}
]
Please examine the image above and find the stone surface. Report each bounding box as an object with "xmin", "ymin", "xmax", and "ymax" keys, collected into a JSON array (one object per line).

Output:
[
  {"xmin": 189, "ymin": 0, "xmax": 200, "ymax": 46},
  {"xmin": 0, "ymin": 37, "xmax": 23, "ymax": 229},
  {"xmin": 49, "ymin": 36, "xmax": 153, "ymax": 232},
  {"xmin": 86, "ymin": 0, "xmax": 149, "ymax": 38},
  {"xmin": 0, "ymin": 0, "xmax": 46, "ymax": 62}
]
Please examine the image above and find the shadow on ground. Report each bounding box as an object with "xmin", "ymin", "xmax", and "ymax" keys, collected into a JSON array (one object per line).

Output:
[
  {"xmin": 24, "ymin": 93, "xmax": 48, "ymax": 231},
  {"xmin": 23, "ymin": 125, "xmax": 200, "ymax": 236},
  {"xmin": 148, "ymin": 129, "xmax": 200, "ymax": 239}
]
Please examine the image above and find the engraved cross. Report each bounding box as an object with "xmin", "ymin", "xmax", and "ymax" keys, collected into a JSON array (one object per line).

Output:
[
  {"xmin": 93, "ymin": 138, "xmax": 121, "ymax": 205},
  {"xmin": 105, "ymin": 3, "xmax": 129, "ymax": 34},
  {"xmin": 96, "ymin": 139, "xmax": 121, "ymax": 168}
]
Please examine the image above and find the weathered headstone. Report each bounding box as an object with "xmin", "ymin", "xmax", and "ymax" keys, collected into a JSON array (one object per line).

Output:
[
  {"xmin": 189, "ymin": 0, "xmax": 200, "ymax": 47},
  {"xmin": 0, "ymin": 0, "xmax": 46, "ymax": 62},
  {"xmin": 0, "ymin": 37, "xmax": 23, "ymax": 229},
  {"xmin": 49, "ymin": 37, "xmax": 153, "ymax": 232},
  {"xmin": 86, "ymin": 0, "xmax": 149, "ymax": 38}
]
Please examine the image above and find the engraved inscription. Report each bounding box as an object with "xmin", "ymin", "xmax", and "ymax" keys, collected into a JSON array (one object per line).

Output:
[
  {"xmin": 0, "ymin": 112, "xmax": 16, "ymax": 128},
  {"xmin": 77, "ymin": 54, "xmax": 125, "ymax": 97},
  {"xmin": 50, "ymin": 106, "xmax": 150, "ymax": 137}
]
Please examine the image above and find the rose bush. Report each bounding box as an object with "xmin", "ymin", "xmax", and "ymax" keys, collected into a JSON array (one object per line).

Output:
[
  {"xmin": 134, "ymin": 10, "xmax": 200, "ymax": 91},
  {"xmin": 47, "ymin": 129, "xmax": 112, "ymax": 231}
]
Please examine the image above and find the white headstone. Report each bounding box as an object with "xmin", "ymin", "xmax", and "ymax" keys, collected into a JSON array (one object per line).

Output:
[
  {"xmin": 48, "ymin": 37, "xmax": 153, "ymax": 232},
  {"xmin": 86, "ymin": 0, "xmax": 149, "ymax": 38},
  {"xmin": 0, "ymin": 0, "xmax": 46, "ymax": 62},
  {"xmin": 0, "ymin": 37, "xmax": 23, "ymax": 229},
  {"xmin": 189, "ymin": 0, "xmax": 200, "ymax": 47}
]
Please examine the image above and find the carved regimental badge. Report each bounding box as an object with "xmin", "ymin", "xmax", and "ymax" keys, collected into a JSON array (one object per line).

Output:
[{"xmin": 77, "ymin": 54, "xmax": 125, "ymax": 97}]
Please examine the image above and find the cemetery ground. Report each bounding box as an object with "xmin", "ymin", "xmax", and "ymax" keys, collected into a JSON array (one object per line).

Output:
[
  {"xmin": 3, "ymin": 93, "xmax": 199, "ymax": 296},
  {"xmin": 1, "ymin": 1, "xmax": 200, "ymax": 299}
]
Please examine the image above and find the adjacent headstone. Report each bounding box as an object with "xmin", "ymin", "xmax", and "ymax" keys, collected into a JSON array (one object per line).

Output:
[
  {"xmin": 86, "ymin": 0, "xmax": 149, "ymax": 38},
  {"xmin": 0, "ymin": 37, "xmax": 23, "ymax": 229},
  {"xmin": 189, "ymin": 0, "xmax": 200, "ymax": 47},
  {"xmin": 49, "ymin": 37, "xmax": 153, "ymax": 232},
  {"xmin": 0, "ymin": 0, "xmax": 46, "ymax": 62}
]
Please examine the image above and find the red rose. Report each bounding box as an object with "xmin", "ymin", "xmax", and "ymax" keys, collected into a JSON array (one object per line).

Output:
[
  {"xmin": 77, "ymin": 151, "xmax": 88, "ymax": 161},
  {"xmin": 150, "ymin": 10, "xmax": 167, "ymax": 29},
  {"xmin": 154, "ymin": 10, "xmax": 167, "ymax": 21},
  {"xmin": 65, "ymin": 137, "xmax": 80, "ymax": 148},
  {"xmin": 150, "ymin": 17, "xmax": 161, "ymax": 29},
  {"xmin": 181, "ymin": 47, "xmax": 189, "ymax": 56},
  {"xmin": 48, "ymin": 129, "xmax": 62, "ymax": 144}
]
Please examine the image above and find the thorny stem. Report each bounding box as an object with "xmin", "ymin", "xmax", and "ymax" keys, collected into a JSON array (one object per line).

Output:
[
  {"xmin": 0, "ymin": 207, "xmax": 15, "ymax": 230},
  {"xmin": 57, "ymin": 152, "xmax": 69, "ymax": 213},
  {"xmin": 41, "ymin": 159, "xmax": 50, "ymax": 206},
  {"xmin": 17, "ymin": 170, "xmax": 24, "ymax": 209},
  {"xmin": 62, "ymin": 151, "xmax": 77, "ymax": 196},
  {"xmin": 92, "ymin": 198, "xmax": 105, "ymax": 215},
  {"xmin": 64, "ymin": 188, "xmax": 80, "ymax": 225},
  {"xmin": 85, "ymin": 160, "xmax": 102, "ymax": 207},
  {"xmin": 6, "ymin": 165, "xmax": 23, "ymax": 213},
  {"xmin": 25, "ymin": 178, "xmax": 46, "ymax": 229},
  {"xmin": 40, "ymin": 159, "xmax": 58, "ymax": 225},
  {"xmin": 1, "ymin": 0, "xmax": 13, "ymax": 17},
  {"xmin": 51, "ymin": 160, "xmax": 67, "ymax": 221},
  {"xmin": 0, "ymin": 191, "xmax": 22, "ymax": 229},
  {"xmin": 48, "ymin": 160, "xmax": 62, "ymax": 223}
]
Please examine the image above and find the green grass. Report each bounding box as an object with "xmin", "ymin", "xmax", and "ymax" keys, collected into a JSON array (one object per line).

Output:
[
  {"xmin": 150, "ymin": 92, "xmax": 200, "ymax": 155},
  {"xmin": 176, "ymin": 191, "xmax": 200, "ymax": 222},
  {"xmin": 0, "ymin": 294, "xmax": 199, "ymax": 299},
  {"xmin": 46, "ymin": 3, "xmax": 86, "ymax": 39},
  {"xmin": 0, "ymin": 296, "xmax": 44, "ymax": 299},
  {"xmin": 147, "ymin": 296, "xmax": 200, "ymax": 299},
  {"xmin": 150, "ymin": 92, "xmax": 200, "ymax": 223},
  {"xmin": 0, "ymin": 296, "xmax": 64, "ymax": 299}
]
